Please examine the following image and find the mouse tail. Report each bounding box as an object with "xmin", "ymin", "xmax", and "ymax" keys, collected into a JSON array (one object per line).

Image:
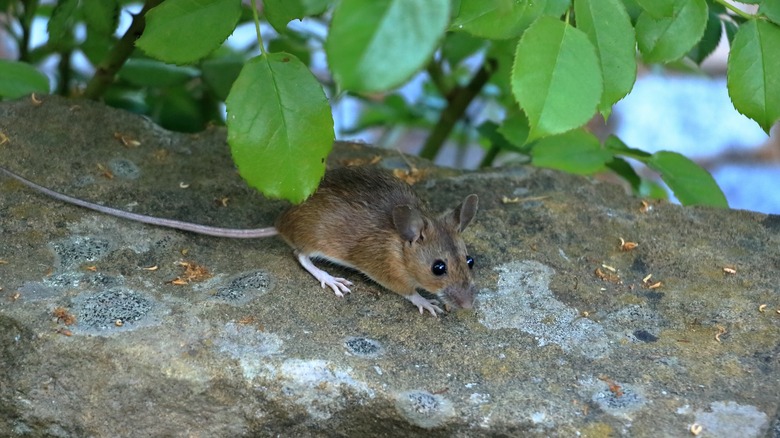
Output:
[{"xmin": 1, "ymin": 166, "xmax": 278, "ymax": 239}]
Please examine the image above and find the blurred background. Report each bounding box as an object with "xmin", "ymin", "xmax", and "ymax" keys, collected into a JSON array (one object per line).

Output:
[{"xmin": 1, "ymin": 1, "xmax": 777, "ymax": 213}]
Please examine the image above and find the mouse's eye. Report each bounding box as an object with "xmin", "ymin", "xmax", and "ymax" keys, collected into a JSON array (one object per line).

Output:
[
  {"xmin": 431, "ymin": 260, "xmax": 447, "ymax": 276},
  {"xmin": 466, "ymin": 255, "xmax": 474, "ymax": 269}
]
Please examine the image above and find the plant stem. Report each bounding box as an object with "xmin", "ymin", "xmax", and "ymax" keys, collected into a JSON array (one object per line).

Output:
[
  {"xmin": 249, "ymin": 0, "xmax": 267, "ymax": 56},
  {"xmin": 479, "ymin": 144, "xmax": 500, "ymax": 168},
  {"xmin": 83, "ymin": 0, "xmax": 163, "ymax": 100},
  {"xmin": 57, "ymin": 50, "xmax": 71, "ymax": 95},
  {"xmin": 419, "ymin": 58, "xmax": 496, "ymax": 161},
  {"xmin": 19, "ymin": 0, "xmax": 39, "ymax": 62},
  {"xmin": 713, "ymin": 0, "xmax": 754, "ymax": 20}
]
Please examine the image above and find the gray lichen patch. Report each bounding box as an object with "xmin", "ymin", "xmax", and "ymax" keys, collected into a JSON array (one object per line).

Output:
[
  {"xmin": 258, "ymin": 359, "xmax": 375, "ymax": 421},
  {"xmin": 213, "ymin": 271, "xmax": 272, "ymax": 304},
  {"xmin": 71, "ymin": 288, "xmax": 156, "ymax": 332},
  {"xmin": 478, "ymin": 260, "xmax": 611, "ymax": 359},
  {"xmin": 344, "ymin": 337, "xmax": 383, "ymax": 358},
  {"xmin": 590, "ymin": 382, "xmax": 646, "ymax": 416},
  {"xmin": 50, "ymin": 235, "xmax": 113, "ymax": 269},
  {"xmin": 107, "ymin": 158, "xmax": 141, "ymax": 180},
  {"xmin": 692, "ymin": 401, "xmax": 769, "ymax": 438},
  {"xmin": 215, "ymin": 322, "xmax": 283, "ymax": 380},
  {"xmin": 395, "ymin": 390, "xmax": 455, "ymax": 429}
]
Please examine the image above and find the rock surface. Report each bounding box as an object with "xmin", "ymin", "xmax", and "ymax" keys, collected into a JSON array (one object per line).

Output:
[{"xmin": 1, "ymin": 96, "xmax": 778, "ymax": 437}]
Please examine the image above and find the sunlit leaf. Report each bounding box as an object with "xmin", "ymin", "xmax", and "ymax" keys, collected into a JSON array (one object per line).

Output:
[
  {"xmin": 512, "ymin": 17, "xmax": 602, "ymax": 140},
  {"xmin": 636, "ymin": 0, "xmax": 707, "ymax": 63},
  {"xmin": 647, "ymin": 151, "xmax": 727, "ymax": 207},
  {"xmin": 0, "ymin": 60, "xmax": 50, "ymax": 99},
  {"xmin": 136, "ymin": 0, "xmax": 242, "ymax": 65},
  {"xmin": 327, "ymin": 0, "xmax": 449, "ymax": 92},
  {"xmin": 226, "ymin": 53, "xmax": 334, "ymax": 203},
  {"xmin": 574, "ymin": 0, "xmax": 636, "ymax": 118},
  {"xmin": 727, "ymin": 19, "xmax": 780, "ymax": 133}
]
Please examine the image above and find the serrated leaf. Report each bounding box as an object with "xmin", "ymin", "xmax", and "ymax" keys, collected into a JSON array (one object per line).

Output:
[
  {"xmin": 574, "ymin": 0, "xmax": 636, "ymax": 118},
  {"xmin": 327, "ymin": 0, "xmax": 449, "ymax": 92},
  {"xmin": 264, "ymin": 0, "xmax": 331, "ymax": 33},
  {"xmin": 118, "ymin": 58, "xmax": 199, "ymax": 87},
  {"xmin": 226, "ymin": 53, "xmax": 334, "ymax": 203},
  {"xmin": 0, "ymin": 60, "xmax": 50, "ymax": 99},
  {"xmin": 635, "ymin": 0, "xmax": 675, "ymax": 17},
  {"xmin": 759, "ymin": 1, "xmax": 780, "ymax": 25},
  {"xmin": 636, "ymin": 0, "xmax": 707, "ymax": 63},
  {"xmin": 531, "ymin": 129, "xmax": 612, "ymax": 174},
  {"xmin": 136, "ymin": 0, "xmax": 242, "ymax": 65},
  {"xmin": 512, "ymin": 17, "xmax": 603, "ymax": 140},
  {"xmin": 82, "ymin": 0, "xmax": 118, "ymax": 36},
  {"xmin": 688, "ymin": 9, "xmax": 722, "ymax": 64},
  {"xmin": 727, "ymin": 19, "xmax": 780, "ymax": 134},
  {"xmin": 451, "ymin": 0, "xmax": 547, "ymax": 39},
  {"xmin": 647, "ymin": 151, "xmax": 727, "ymax": 207}
]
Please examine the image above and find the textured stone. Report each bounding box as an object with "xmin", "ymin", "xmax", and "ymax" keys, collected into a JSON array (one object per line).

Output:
[{"xmin": 1, "ymin": 96, "xmax": 778, "ymax": 437}]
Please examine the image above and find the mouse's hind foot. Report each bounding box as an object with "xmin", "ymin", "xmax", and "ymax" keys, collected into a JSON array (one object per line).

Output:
[{"xmin": 296, "ymin": 253, "xmax": 353, "ymax": 297}]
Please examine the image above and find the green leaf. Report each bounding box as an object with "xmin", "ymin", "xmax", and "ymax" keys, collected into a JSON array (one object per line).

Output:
[
  {"xmin": 81, "ymin": 31, "xmax": 116, "ymax": 66},
  {"xmin": 512, "ymin": 16, "xmax": 603, "ymax": 140},
  {"xmin": 82, "ymin": 0, "xmax": 118, "ymax": 36},
  {"xmin": 201, "ymin": 57, "xmax": 244, "ymax": 101},
  {"xmin": 605, "ymin": 156, "xmax": 641, "ymax": 193},
  {"xmin": 263, "ymin": 0, "xmax": 331, "ymax": 33},
  {"xmin": 497, "ymin": 107, "xmax": 530, "ymax": 147},
  {"xmin": 638, "ymin": 179, "xmax": 668, "ymax": 200},
  {"xmin": 636, "ymin": 0, "xmax": 707, "ymax": 63},
  {"xmin": 604, "ymin": 134, "xmax": 650, "ymax": 159},
  {"xmin": 136, "ymin": 0, "xmax": 242, "ymax": 65},
  {"xmin": 635, "ymin": 0, "xmax": 675, "ymax": 17},
  {"xmin": 226, "ymin": 53, "xmax": 334, "ymax": 203},
  {"xmin": 530, "ymin": 129, "xmax": 612, "ymax": 174},
  {"xmin": 118, "ymin": 58, "xmax": 199, "ymax": 87},
  {"xmin": 151, "ymin": 85, "xmax": 207, "ymax": 133},
  {"xmin": 647, "ymin": 151, "xmax": 726, "ymax": 207},
  {"xmin": 327, "ymin": 0, "xmax": 449, "ymax": 92},
  {"xmin": 574, "ymin": 0, "xmax": 637, "ymax": 118},
  {"xmin": 442, "ymin": 31, "xmax": 486, "ymax": 67},
  {"xmin": 0, "ymin": 60, "xmax": 50, "ymax": 99},
  {"xmin": 451, "ymin": 0, "xmax": 547, "ymax": 39},
  {"xmin": 47, "ymin": 0, "xmax": 78, "ymax": 49},
  {"xmin": 727, "ymin": 19, "xmax": 780, "ymax": 134},
  {"xmin": 688, "ymin": 9, "xmax": 722, "ymax": 64},
  {"xmin": 759, "ymin": 1, "xmax": 780, "ymax": 25}
]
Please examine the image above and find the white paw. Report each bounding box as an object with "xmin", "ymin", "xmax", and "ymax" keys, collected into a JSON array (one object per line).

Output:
[
  {"xmin": 407, "ymin": 293, "xmax": 443, "ymax": 317},
  {"xmin": 297, "ymin": 253, "xmax": 352, "ymax": 297},
  {"xmin": 319, "ymin": 275, "xmax": 353, "ymax": 297}
]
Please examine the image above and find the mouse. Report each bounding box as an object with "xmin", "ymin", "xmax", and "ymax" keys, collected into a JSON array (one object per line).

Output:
[{"xmin": 1, "ymin": 165, "xmax": 478, "ymax": 316}]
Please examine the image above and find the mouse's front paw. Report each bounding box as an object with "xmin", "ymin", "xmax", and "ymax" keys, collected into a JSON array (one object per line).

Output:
[{"xmin": 406, "ymin": 293, "xmax": 443, "ymax": 317}]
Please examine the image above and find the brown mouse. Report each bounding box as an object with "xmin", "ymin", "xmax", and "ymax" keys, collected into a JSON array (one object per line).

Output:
[{"xmin": 1, "ymin": 165, "xmax": 478, "ymax": 316}]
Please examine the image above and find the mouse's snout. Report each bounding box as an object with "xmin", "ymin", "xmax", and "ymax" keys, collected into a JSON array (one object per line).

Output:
[{"xmin": 439, "ymin": 282, "xmax": 476, "ymax": 310}]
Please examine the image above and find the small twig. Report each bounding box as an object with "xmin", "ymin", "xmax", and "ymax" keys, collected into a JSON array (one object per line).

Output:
[
  {"xmin": 83, "ymin": 0, "xmax": 164, "ymax": 100},
  {"xmin": 419, "ymin": 58, "xmax": 496, "ymax": 160}
]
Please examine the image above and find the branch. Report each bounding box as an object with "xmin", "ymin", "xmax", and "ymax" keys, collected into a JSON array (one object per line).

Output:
[
  {"xmin": 83, "ymin": 0, "xmax": 164, "ymax": 100},
  {"xmin": 419, "ymin": 58, "xmax": 496, "ymax": 160}
]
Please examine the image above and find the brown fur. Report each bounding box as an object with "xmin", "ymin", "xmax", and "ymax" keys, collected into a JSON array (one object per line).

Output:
[{"xmin": 276, "ymin": 166, "xmax": 477, "ymax": 308}]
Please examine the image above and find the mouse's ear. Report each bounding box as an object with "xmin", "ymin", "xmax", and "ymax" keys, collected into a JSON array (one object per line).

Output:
[
  {"xmin": 448, "ymin": 194, "xmax": 478, "ymax": 232},
  {"xmin": 393, "ymin": 205, "xmax": 425, "ymax": 243}
]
